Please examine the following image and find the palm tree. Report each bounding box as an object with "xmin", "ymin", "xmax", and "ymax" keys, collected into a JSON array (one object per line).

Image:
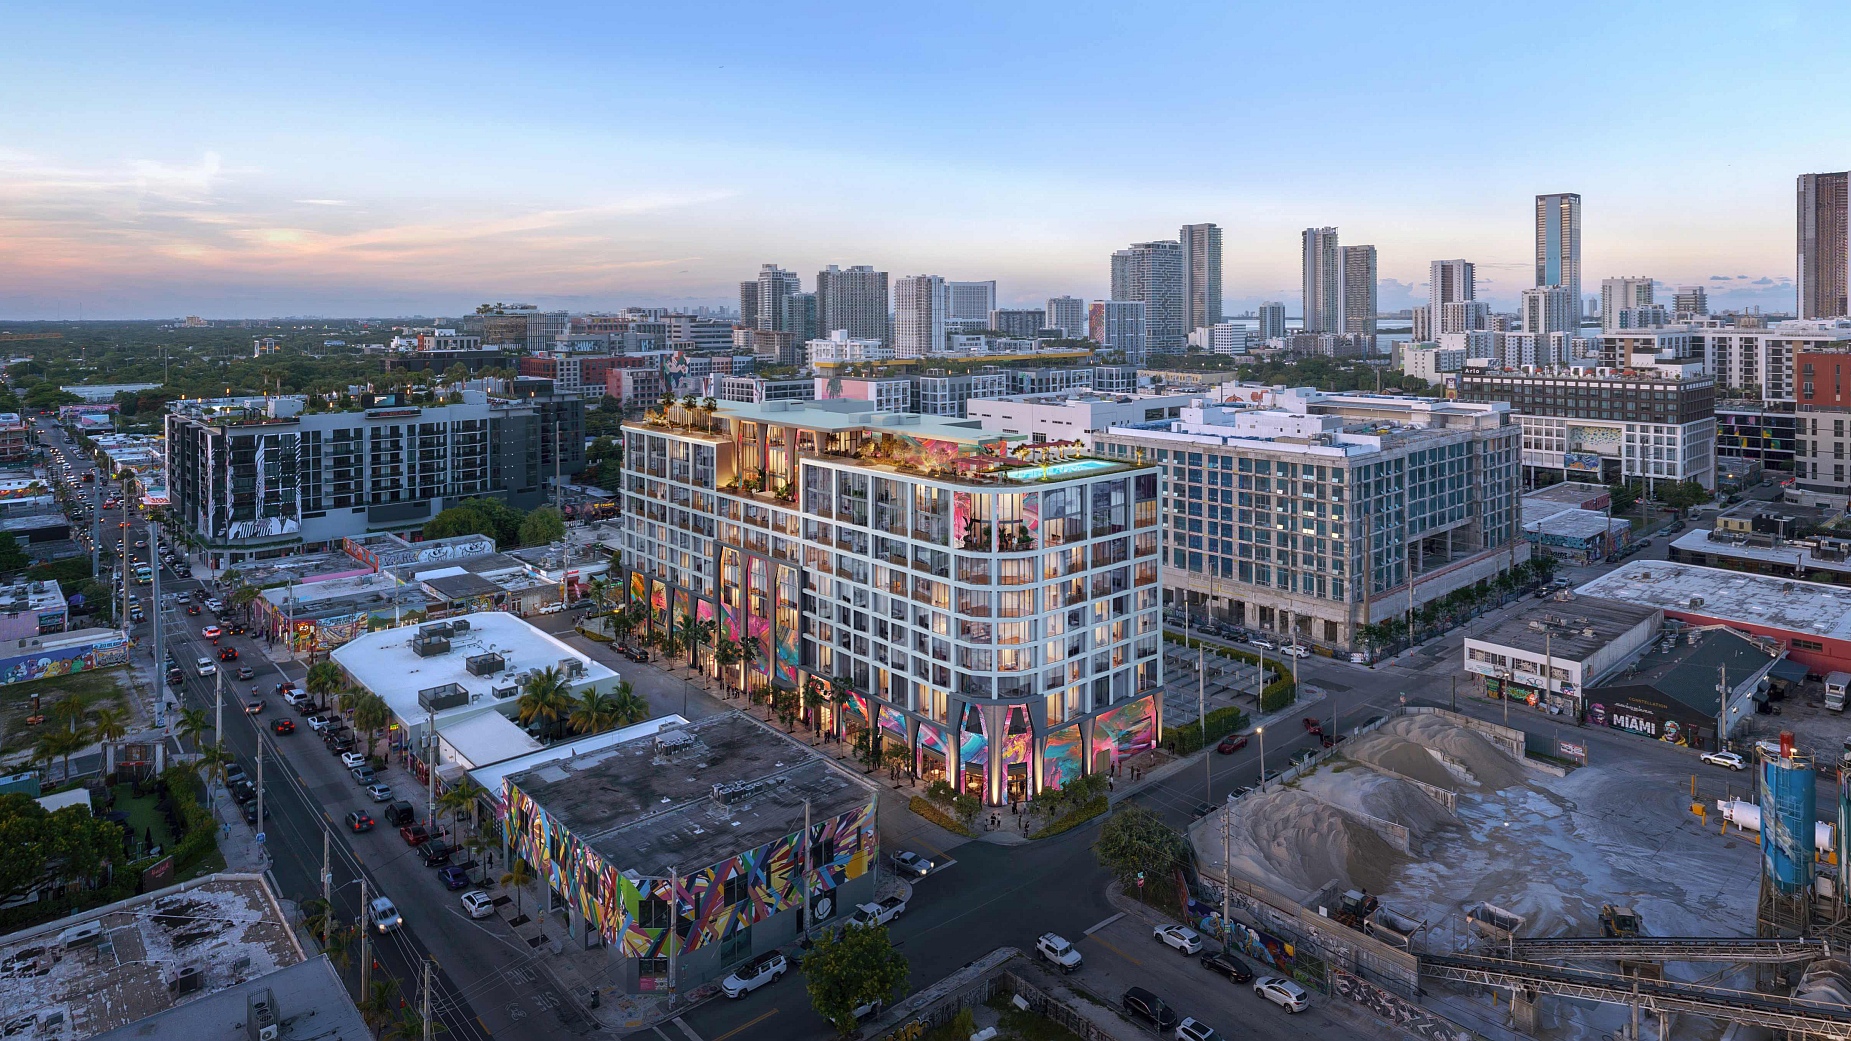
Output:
[
  {"xmin": 90, "ymin": 705, "xmax": 129, "ymax": 746},
  {"xmin": 322, "ymin": 922, "xmax": 358, "ymax": 975},
  {"xmin": 517, "ymin": 666, "xmax": 572, "ymax": 740},
  {"xmin": 50, "ymin": 692, "xmax": 89, "ymax": 734},
  {"xmin": 713, "ymin": 635, "xmax": 743, "ymax": 697},
  {"xmin": 655, "ymin": 392, "xmax": 677, "ymax": 425},
  {"xmin": 358, "ymin": 978, "xmax": 401, "ymax": 1038},
  {"xmin": 801, "ymin": 678, "xmax": 830, "ymax": 733},
  {"xmin": 44, "ymin": 726, "xmax": 89, "ymax": 784},
  {"xmin": 305, "ymin": 660, "xmax": 343, "ymax": 711},
  {"xmin": 701, "ymin": 396, "xmax": 719, "ymax": 431},
  {"xmin": 680, "ymin": 394, "xmax": 700, "ymax": 431},
  {"xmin": 383, "ymin": 1005, "xmax": 442, "ymax": 1041},
  {"xmin": 176, "ymin": 706, "xmax": 211, "ymax": 749},
  {"xmin": 301, "ymin": 897, "xmax": 336, "ymax": 948},
  {"xmin": 229, "ymin": 584, "xmax": 261, "ymax": 619},
  {"xmin": 500, "ymin": 858, "xmax": 535, "ymax": 918},
  {"xmin": 437, "ymin": 783, "xmax": 479, "ymax": 840},
  {"xmin": 569, "ymin": 689, "xmax": 619, "ymax": 735},
  {"xmin": 770, "ymin": 686, "xmax": 799, "ymax": 730},
  {"xmin": 609, "ymin": 680, "xmax": 649, "ymax": 726},
  {"xmin": 354, "ymin": 692, "xmax": 391, "ymax": 762}
]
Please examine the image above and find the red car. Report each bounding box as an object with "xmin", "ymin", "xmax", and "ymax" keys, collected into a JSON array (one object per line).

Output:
[
  {"xmin": 185, "ymin": 604, "xmax": 200, "ymax": 616},
  {"xmin": 271, "ymin": 718, "xmax": 295, "ymax": 735},
  {"xmin": 1216, "ymin": 734, "xmax": 1249, "ymax": 754},
  {"xmin": 218, "ymin": 647, "xmax": 239, "ymax": 661},
  {"xmin": 399, "ymin": 824, "xmax": 431, "ymax": 847},
  {"xmin": 1301, "ymin": 717, "xmax": 1322, "ymax": 731}
]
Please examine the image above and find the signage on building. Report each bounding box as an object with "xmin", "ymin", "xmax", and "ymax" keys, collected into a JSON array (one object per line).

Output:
[{"xmin": 1556, "ymin": 739, "xmax": 1587, "ymax": 764}]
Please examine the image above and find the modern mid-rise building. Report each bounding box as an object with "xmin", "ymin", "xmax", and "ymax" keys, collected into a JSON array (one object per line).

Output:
[
  {"xmin": 1535, "ymin": 192, "xmax": 1583, "ymax": 314},
  {"xmin": 1094, "ymin": 389, "xmax": 1523, "ymax": 652},
  {"xmin": 1110, "ymin": 241, "xmax": 1185, "ymax": 355},
  {"xmin": 166, "ymin": 391, "xmax": 584, "ymax": 565},
  {"xmin": 1179, "ymin": 222, "xmax": 1223, "ymax": 334},
  {"xmin": 990, "ymin": 308, "xmax": 1047, "ymax": 339},
  {"xmin": 1257, "ymin": 301, "xmax": 1288, "ymax": 340},
  {"xmin": 755, "ymin": 265, "xmax": 804, "ymax": 336},
  {"xmin": 1095, "ymin": 300, "xmax": 1147, "ymax": 361},
  {"xmin": 947, "ymin": 281, "xmax": 998, "ymax": 325},
  {"xmin": 1600, "ymin": 277, "xmax": 1656, "ymax": 333},
  {"xmin": 1339, "ymin": 244, "xmax": 1378, "ymax": 339},
  {"xmin": 738, "ymin": 281, "xmax": 758, "ymax": 328},
  {"xmin": 1046, "ymin": 296, "xmax": 1087, "ymax": 339},
  {"xmin": 806, "ymin": 331, "xmax": 890, "ymax": 367},
  {"xmin": 1301, "ymin": 228, "xmax": 1341, "ymax": 333},
  {"xmin": 1673, "ymin": 285, "xmax": 1709, "ymax": 318},
  {"xmin": 967, "ymin": 392, "xmax": 1194, "ymax": 449},
  {"xmin": 1521, "ymin": 286, "xmax": 1578, "ymax": 335},
  {"xmin": 816, "ymin": 264, "xmax": 889, "ymax": 344},
  {"xmin": 913, "ymin": 372, "xmax": 1012, "ymax": 417},
  {"xmin": 1798, "ymin": 172, "xmax": 1849, "ymax": 320},
  {"xmin": 1456, "ymin": 364, "xmax": 1715, "ymax": 490},
  {"xmin": 1716, "ymin": 401, "xmax": 1797, "ymax": 472},
  {"xmin": 894, "ymin": 275, "xmax": 950, "ymax": 359},
  {"xmin": 1440, "ymin": 300, "xmax": 1490, "ymax": 334},
  {"xmin": 620, "ymin": 399, "xmax": 1165, "ymax": 805},
  {"xmin": 714, "ymin": 375, "xmax": 816, "ymax": 404},
  {"xmin": 1400, "ymin": 344, "xmax": 1469, "ymax": 386},
  {"xmin": 1430, "ymin": 260, "xmax": 1475, "ymax": 327}
]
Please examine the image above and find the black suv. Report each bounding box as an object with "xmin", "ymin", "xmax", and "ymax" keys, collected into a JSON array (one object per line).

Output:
[
  {"xmin": 1121, "ymin": 987, "xmax": 1178, "ymax": 1031},
  {"xmin": 384, "ymin": 800, "xmax": 417, "ymax": 828}
]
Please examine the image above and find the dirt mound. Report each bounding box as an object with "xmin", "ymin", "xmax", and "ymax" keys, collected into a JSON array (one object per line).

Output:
[
  {"xmin": 1200, "ymin": 788, "xmax": 1408, "ymax": 900},
  {"xmin": 1344, "ymin": 714, "xmax": 1524, "ymax": 791},
  {"xmin": 1295, "ymin": 767, "xmax": 1454, "ymax": 841}
]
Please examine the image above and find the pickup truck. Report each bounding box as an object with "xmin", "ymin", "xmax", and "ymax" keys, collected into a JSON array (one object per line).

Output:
[
  {"xmin": 850, "ymin": 896, "xmax": 908, "ymax": 929},
  {"xmin": 1036, "ymin": 933, "xmax": 1082, "ymax": 973}
]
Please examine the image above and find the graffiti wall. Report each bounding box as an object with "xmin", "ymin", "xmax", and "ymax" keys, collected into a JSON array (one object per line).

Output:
[
  {"xmin": 1001, "ymin": 705, "xmax": 1032, "ymax": 772},
  {"xmin": 504, "ymin": 779, "xmax": 876, "ymax": 955},
  {"xmin": 1043, "ymin": 721, "xmax": 1083, "ymax": 790},
  {"xmin": 1094, "ymin": 695, "xmax": 1158, "ymax": 763},
  {"xmin": 0, "ymin": 635, "xmax": 129, "ymax": 686},
  {"xmin": 673, "ymin": 588, "xmax": 691, "ymax": 630},
  {"xmin": 959, "ymin": 704, "xmax": 987, "ymax": 786}
]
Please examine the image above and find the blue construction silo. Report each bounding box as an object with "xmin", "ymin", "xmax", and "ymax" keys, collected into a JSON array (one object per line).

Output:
[{"xmin": 1760, "ymin": 737, "xmax": 1817, "ymax": 897}]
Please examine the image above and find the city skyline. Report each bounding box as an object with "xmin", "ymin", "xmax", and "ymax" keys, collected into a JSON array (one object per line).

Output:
[{"xmin": 3, "ymin": 2, "xmax": 1845, "ymax": 319}]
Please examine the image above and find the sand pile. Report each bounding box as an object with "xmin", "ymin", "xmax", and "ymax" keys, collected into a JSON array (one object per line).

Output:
[
  {"xmin": 1204, "ymin": 787, "xmax": 1407, "ymax": 900},
  {"xmin": 1345, "ymin": 714, "xmax": 1524, "ymax": 791},
  {"xmin": 1295, "ymin": 767, "xmax": 1455, "ymax": 841}
]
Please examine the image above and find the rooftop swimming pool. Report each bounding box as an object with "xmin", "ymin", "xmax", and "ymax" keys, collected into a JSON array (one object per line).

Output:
[{"xmin": 1002, "ymin": 458, "xmax": 1118, "ymax": 481}]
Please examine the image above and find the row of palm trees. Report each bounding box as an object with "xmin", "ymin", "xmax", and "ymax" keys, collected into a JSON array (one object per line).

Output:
[
  {"xmin": 1354, "ymin": 557, "xmax": 1561, "ymax": 652},
  {"xmin": 513, "ymin": 665, "xmax": 648, "ymax": 740},
  {"xmin": 648, "ymin": 393, "xmax": 720, "ymax": 432},
  {"xmin": 31, "ymin": 693, "xmax": 130, "ymax": 784}
]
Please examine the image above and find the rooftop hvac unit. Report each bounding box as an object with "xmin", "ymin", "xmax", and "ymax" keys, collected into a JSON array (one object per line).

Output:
[
  {"xmin": 169, "ymin": 965, "xmax": 202, "ymax": 994},
  {"xmin": 559, "ymin": 657, "xmax": 585, "ymax": 678},
  {"xmin": 246, "ymin": 990, "xmax": 278, "ymax": 1041},
  {"xmin": 1689, "ymin": 596, "xmax": 1705, "ymax": 608},
  {"xmin": 450, "ymin": 618, "xmax": 471, "ymax": 633},
  {"xmin": 418, "ymin": 683, "xmax": 469, "ymax": 712},
  {"xmin": 654, "ymin": 729, "xmax": 694, "ymax": 754},
  {"xmin": 419, "ymin": 622, "xmax": 454, "ymax": 639},
  {"xmin": 712, "ymin": 776, "xmax": 786, "ymax": 806},
  {"xmin": 491, "ymin": 684, "xmax": 518, "ymax": 701},
  {"xmin": 466, "ymin": 652, "xmax": 505, "ymax": 677},
  {"xmin": 412, "ymin": 633, "xmax": 451, "ymax": 657}
]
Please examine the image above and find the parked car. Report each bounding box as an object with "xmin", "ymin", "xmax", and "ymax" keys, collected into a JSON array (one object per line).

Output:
[
  {"xmin": 351, "ymin": 765, "xmax": 377, "ymax": 785},
  {"xmin": 437, "ymin": 865, "xmax": 471, "ymax": 890},
  {"xmin": 1153, "ymin": 924, "xmax": 1203, "ymax": 954},
  {"xmin": 344, "ymin": 811, "xmax": 375, "ymax": 833},
  {"xmin": 1248, "ymin": 637, "xmax": 1276, "ymax": 650},
  {"xmin": 224, "ymin": 763, "xmax": 248, "ymax": 786},
  {"xmin": 204, "ymin": 598, "xmax": 223, "ymax": 612},
  {"xmin": 460, "ymin": 891, "xmax": 496, "ymax": 919},
  {"xmin": 1175, "ymin": 1018, "xmax": 1224, "ymax": 1041},
  {"xmin": 228, "ymin": 780, "xmax": 257, "ymax": 804},
  {"xmin": 1121, "ymin": 987, "xmax": 1179, "ymax": 1032},
  {"xmin": 1254, "ymin": 976, "xmax": 1310, "ymax": 1012},
  {"xmin": 1215, "ymin": 734, "xmax": 1248, "ymax": 754},
  {"xmin": 418, "ymin": 842, "xmax": 456, "ymax": 867},
  {"xmin": 366, "ymin": 783, "xmax": 394, "ymax": 803},
  {"xmin": 399, "ymin": 824, "xmax": 431, "ymax": 846},
  {"xmin": 1036, "ymin": 933, "xmax": 1082, "ymax": 973},
  {"xmin": 720, "ymin": 952, "xmax": 788, "ymax": 998},
  {"xmin": 1282, "ymin": 644, "xmax": 1311, "ymax": 658},
  {"xmin": 340, "ymin": 752, "xmax": 368, "ymax": 769},
  {"xmin": 1701, "ymin": 750, "xmax": 1747, "ymax": 771},
  {"xmin": 1200, "ymin": 950, "xmax": 1253, "ymax": 983},
  {"xmin": 241, "ymin": 800, "xmax": 270, "ymax": 825},
  {"xmin": 385, "ymin": 801, "xmax": 417, "ymax": 827},
  {"xmin": 889, "ymin": 851, "xmax": 933, "ymax": 878}
]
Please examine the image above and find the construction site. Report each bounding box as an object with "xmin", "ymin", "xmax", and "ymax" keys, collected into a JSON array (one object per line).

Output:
[{"xmin": 1192, "ymin": 708, "xmax": 1851, "ymax": 1040}]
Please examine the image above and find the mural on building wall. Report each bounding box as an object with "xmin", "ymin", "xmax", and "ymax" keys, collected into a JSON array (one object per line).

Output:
[
  {"xmin": 775, "ymin": 565, "xmax": 800, "ymax": 686},
  {"xmin": 959, "ymin": 704, "xmax": 987, "ymax": 777},
  {"xmin": 697, "ymin": 598, "xmax": 715, "ymax": 625},
  {"xmin": 918, "ymin": 722, "xmax": 947, "ymax": 763},
  {"xmin": 649, "ymin": 579, "xmax": 668, "ymax": 627},
  {"xmin": 747, "ymin": 558, "xmax": 771, "ymax": 681},
  {"xmin": 842, "ymin": 693, "xmax": 870, "ymax": 728},
  {"xmin": 1332, "ymin": 971, "xmax": 1469, "ymax": 1041},
  {"xmin": 316, "ymin": 612, "xmax": 368, "ymax": 650},
  {"xmin": 0, "ymin": 635, "xmax": 130, "ymax": 686},
  {"xmin": 1043, "ymin": 721, "xmax": 1083, "ymax": 790},
  {"xmin": 673, "ymin": 588, "xmax": 691, "ymax": 629},
  {"xmin": 630, "ymin": 571, "xmax": 646, "ymax": 607},
  {"xmin": 1001, "ymin": 704, "xmax": 1032, "ymax": 771},
  {"xmin": 1094, "ymin": 695, "xmax": 1158, "ymax": 762},
  {"xmin": 878, "ymin": 705, "xmax": 908, "ymax": 741},
  {"xmin": 952, "ymin": 491, "xmax": 972, "ymax": 545},
  {"xmin": 504, "ymin": 780, "xmax": 876, "ymax": 955}
]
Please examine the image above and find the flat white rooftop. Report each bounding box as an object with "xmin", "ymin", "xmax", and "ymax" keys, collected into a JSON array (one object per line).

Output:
[
  {"xmin": 469, "ymin": 713, "xmax": 688, "ymax": 803},
  {"xmin": 436, "ymin": 709, "xmax": 543, "ymax": 770},
  {"xmin": 1576, "ymin": 560, "xmax": 1851, "ymax": 641},
  {"xmin": 330, "ymin": 611, "xmax": 619, "ymax": 728}
]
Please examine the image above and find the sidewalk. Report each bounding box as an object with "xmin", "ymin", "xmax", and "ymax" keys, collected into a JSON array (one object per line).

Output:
[{"xmin": 1104, "ymin": 686, "xmax": 1328, "ymax": 810}]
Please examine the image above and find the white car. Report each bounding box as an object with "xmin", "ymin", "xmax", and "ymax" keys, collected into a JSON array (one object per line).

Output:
[
  {"xmin": 1254, "ymin": 976, "xmax": 1309, "ymax": 1012},
  {"xmin": 1248, "ymin": 637, "xmax": 1276, "ymax": 651},
  {"xmin": 341, "ymin": 752, "xmax": 368, "ymax": 769},
  {"xmin": 1153, "ymin": 924, "xmax": 1203, "ymax": 954},
  {"xmin": 1701, "ymin": 750, "xmax": 1747, "ymax": 771},
  {"xmin": 1176, "ymin": 1018, "xmax": 1224, "ymax": 1041},
  {"xmin": 720, "ymin": 952, "xmax": 788, "ymax": 998},
  {"xmin": 204, "ymin": 597, "xmax": 224, "ymax": 612},
  {"xmin": 307, "ymin": 715, "xmax": 332, "ymax": 731},
  {"xmin": 460, "ymin": 891, "xmax": 496, "ymax": 919},
  {"xmin": 1282, "ymin": 644, "xmax": 1311, "ymax": 658},
  {"xmin": 195, "ymin": 657, "xmax": 216, "ymax": 676},
  {"xmin": 537, "ymin": 602, "xmax": 565, "ymax": 615},
  {"xmin": 369, "ymin": 896, "xmax": 402, "ymax": 933}
]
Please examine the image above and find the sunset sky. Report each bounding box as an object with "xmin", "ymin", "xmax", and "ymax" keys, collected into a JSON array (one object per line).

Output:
[{"xmin": 4, "ymin": 1, "xmax": 1848, "ymax": 318}]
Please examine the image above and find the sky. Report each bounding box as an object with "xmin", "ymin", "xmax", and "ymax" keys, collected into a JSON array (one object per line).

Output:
[{"xmin": 3, "ymin": 1, "xmax": 1850, "ymax": 320}]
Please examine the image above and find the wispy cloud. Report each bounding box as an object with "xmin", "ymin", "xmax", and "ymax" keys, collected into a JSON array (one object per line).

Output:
[{"xmin": 294, "ymin": 198, "xmax": 348, "ymax": 206}]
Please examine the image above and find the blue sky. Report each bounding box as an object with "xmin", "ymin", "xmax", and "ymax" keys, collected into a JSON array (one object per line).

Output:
[{"xmin": 2, "ymin": 1, "xmax": 1846, "ymax": 318}]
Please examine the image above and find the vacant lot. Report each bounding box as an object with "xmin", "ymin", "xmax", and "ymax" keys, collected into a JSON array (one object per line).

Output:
[{"xmin": 0, "ymin": 668, "xmax": 131, "ymax": 755}]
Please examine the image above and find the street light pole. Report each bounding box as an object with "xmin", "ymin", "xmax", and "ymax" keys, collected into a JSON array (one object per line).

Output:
[{"xmin": 1257, "ymin": 726, "xmax": 1266, "ymax": 789}]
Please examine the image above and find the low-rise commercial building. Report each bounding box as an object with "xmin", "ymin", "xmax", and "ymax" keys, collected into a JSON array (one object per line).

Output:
[
  {"xmin": 1584, "ymin": 625, "xmax": 1782, "ymax": 749},
  {"xmin": 497, "ymin": 713, "xmax": 878, "ymax": 993},
  {"xmin": 1577, "ymin": 560, "xmax": 1851, "ymax": 675},
  {"xmin": 1464, "ymin": 596, "xmax": 1662, "ymax": 717}
]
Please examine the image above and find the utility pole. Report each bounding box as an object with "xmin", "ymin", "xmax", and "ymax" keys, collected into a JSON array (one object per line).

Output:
[
  {"xmin": 1543, "ymin": 630, "xmax": 1553, "ymax": 712},
  {"xmin": 119, "ymin": 520, "xmax": 130, "ymax": 643},
  {"xmin": 321, "ymin": 829, "xmax": 332, "ymax": 949},
  {"xmin": 1718, "ymin": 664, "xmax": 1729, "ymax": 751},
  {"xmin": 255, "ymin": 733, "xmax": 264, "ymax": 851},
  {"xmin": 426, "ymin": 711, "xmax": 438, "ymax": 829},
  {"xmin": 1198, "ymin": 629, "xmax": 1209, "ymax": 802},
  {"xmin": 359, "ymin": 876, "xmax": 372, "ymax": 1000},
  {"xmin": 1220, "ymin": 793, "xmax": 1232, "ymax": 945},
  {"xmin": 150, "ymin": 520, "xmax": 163, "ymax": 725},
  {"xmin": 665, "ymin": 865, "xmax": 678, "ymax": 1000},
  {"xmin": 214, "ymin": 668, "xmax": 224, "ymax": 754},
  {"xmin": 801, "ymin": 799, "xmax": 812, "ymax": 936},
  {"xmin": 422, "ymin": 957, "xmax": 434, "ymax": 1041}
]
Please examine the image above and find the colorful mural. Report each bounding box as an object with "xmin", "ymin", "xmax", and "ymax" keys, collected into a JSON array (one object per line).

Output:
[
  {"xmin": 697, "ymin": 598, "xmax": 716, "ymax": 625},
  {"xmin": 952, "ymin": 491, "xmax": 972, "ymax": 545},
  {"xmin": 1043, "ymin": 721, "xmax": 1083, "ymax": 790},
  {"xmin": 958, "ymin": 704, "xmax": 987, "ymax": 776},
  {"xmin": 0, "ymin": 635, "xmax": 130, "ymax": 686},
  {"xmin": 1001, "ymin": 705, "xmax": 1032, "ymax": 771},
  {"xmin": 842, "ymin": 692, "xmax": 870, "ymax": 727},
  {"xmin": 504, "ymin": 780, "xmax": 877, "ymax": 955},
  {"xmin": 1094, "ymin": 695, "xmax": 1158, "ymax": 763},
  {"xmin": 918, "ymin": 723, "xmax": 947, "ymax": 759},
  {"xmin": 630, "ymin": 571, "xmax": 647, "ymax": 606},
  {"xmin": 649, "ymin": 578, "xmax": 668, "ymax": 627},
  {"xmin": 747, "ymin": 558, "xmax": 772, "ymax": 681},
  {"xmin": 774, "ymin": 564, "xmax": 800, "ymax": 686},
  {"xmin": 673, "ymin": 588, "xmax": 692, "ymax": 629},
  {"xmin": 877, "ymin": 704, "xmax": 908, "ymax": 741}
]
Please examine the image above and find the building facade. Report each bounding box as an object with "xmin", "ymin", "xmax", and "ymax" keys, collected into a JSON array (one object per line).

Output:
[
  {"xmin": 1339, "ymin": 244, "xmax": 1378, "ymax": 339},
  {"xmin": 1430, "ymin": 259, "xmax": 1475, "ymax": 327},
  {"xmin": 1179, "ymin": 222, "xmax": 1223, "ymax": 334},
  {"xmin": 754, "ymin": 265, "xmax": 804, "ymax": 336},
  {"xmin": 1094, "ymin": 391, "xmax": 1523, "ymax": 652},
  {"xmin": 620, "ymin": 401, "xmax": 1165, "ymax": 805},
  {"xmin": 1096, "ymin": 300, "xmax": 1147, "ymax": 361},
  {"xmin": 1716, "ymin": 402, "xmax": 1797, "ymax": 471},
  {"xmin": 894, "ymin": 275, "xmax": 949, "ymax": 359},
  {"xmin": 1521, "ymin": 286, "xmax": 1578, "ymax": 335},
  {"xmin": 989, "ymin": 309, "xmax": 1047, "ymax": 339},
  {"xmin": 1257, "ymin": 301, "xmax": 1288, "ymax": 340},
  {"xmin": 1600, "ymin": 277, "xmax": 1655, "ymax": 333},
  {"xmin": 947, "ymin": 281, "xmax": 997, "ymax": 325},
  {"xmin": 1046, "ymin": 296, "xmax": 1087, "ymax": 339},
  {"xmin": 1535, "ymin": 192, "xmax": 1583, "ymax": 313},
  {"xmin": 1111, "ymin": 241, "xmax": 1185, "ymax": 355},
  {"xmin": 1301, "ymin": 228, "xmax": 1341, "ymax": 333},
  {"xmin": 1798, "ymin": 171, "xmax": 1849, "ymax": 320}
]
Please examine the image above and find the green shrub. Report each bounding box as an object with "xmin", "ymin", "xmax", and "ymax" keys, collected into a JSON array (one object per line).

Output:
[
  {"xmin": 908, "ymin": 797, "xmax": 974, "ymax": 837},
  {"xmin": 160, "ymin": 767, "xmax": 218, "ymax": 873},
  {"xmin": 1161, "ymin": 704, "xmax": 1249, "ymax": 756},
  {"xmin": 1029, "ymin": 795, "xmax": 1108, "ymax": 839},
  {"xmin": 1260, "ymin": 678, "xmax": 1297, "ymax": 713}
]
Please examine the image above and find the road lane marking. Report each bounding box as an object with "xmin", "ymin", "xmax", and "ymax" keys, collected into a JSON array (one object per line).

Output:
[
  {"xmin": 1083, "ymin": 912, "xmax": 1124, "ymax": 936},
  {"xmin": 1086, "ymin": 934, "xmax": 1142, "ymax": 967},
  {"xmin": 708, "ymin": 1010, "xmax": 772, "ymax": 1041}
]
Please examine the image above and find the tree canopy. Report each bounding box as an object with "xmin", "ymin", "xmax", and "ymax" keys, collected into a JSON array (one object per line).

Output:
[
  {"xmin": 1093, "ymin": 804, "xmax": 1192, "ymax": 889},
  {"xmin": 802, "ymin": 922, "xmax": 909, "ymax": 1035},
  {"xmin": 422, "ymin": 497, "xmax": 524, "ymax": 546},
  {"xmin": 0, "ymin": 793, "xmax": 122, "ymax": 906},
  {"xmin": 518, "ymin": 506, "xmax": 566, "ymax": 547}
]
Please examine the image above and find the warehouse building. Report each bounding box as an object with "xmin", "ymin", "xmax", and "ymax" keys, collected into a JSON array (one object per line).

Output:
[{"xmin": 1577, "ymin": 560, "xmax": 1851, "ymax": 675}]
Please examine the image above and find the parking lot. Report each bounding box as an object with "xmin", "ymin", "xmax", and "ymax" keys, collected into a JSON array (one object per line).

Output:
[{"xmin": 1060, "ymin": 910, "xmax": 1366, "ymax": 1041}]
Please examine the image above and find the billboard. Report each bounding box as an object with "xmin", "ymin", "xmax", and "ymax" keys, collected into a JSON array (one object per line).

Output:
[{"xmin": 1564, "ymin": 451, "xmax": 1603, "ymax": 475}]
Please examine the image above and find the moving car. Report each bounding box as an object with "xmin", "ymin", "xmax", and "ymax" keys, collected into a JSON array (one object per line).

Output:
[
  {"xmin": 1121, "ymin": 988, "xmax": 1179, "ymax": 1032},
  {"xmin": 889, "ymin": 851, "xmax": 933, "ymax": 878},
  {"xmin": 460, "ymin": 891, "xmax": 495, "ymax": 919},
  {"xmin": 1200, "ymin": 950, "xmax": 1252, "ymax": 983},
  {"xmin": 270, "ymin": 719, "xmax": 295, "ymax": 735},
  {"xmin": 1282, "ymin": 644, "xmax": 1311, "ymax": 658},
  {"xmin": 437, "ymin": 865, "xmax": 471, "ymax": 890},
  {"xmin": 1701, "ymin": 750, "xmax": 1747, "ymax": 771},
  {"xmin": 1248, "ymin": 637, "xmax": 1276, "ymax": 651},
  {"xmin": 1175, "ymin": 1018, "xmax": 1224, "ymax": 1041},
  {"xmin": 235, "ymin": 666, "xmax": 254, "ymax": 680},
  {"xmin": 1153, "ymin": 924, "xmax": 1203, "ymax": 954},
  {"xmin": 366, "ymin": 783, "xmax": 394, "ymax": 803},
  {"xmin": 1215, "ymin": 734, "xmax": 1249, "ymax": 754},
  {"xmin": 368, "ymin": 896, "xmax": 402, "ymax": 933},
  {"xmin": 217, "ymin": 647, "xmax": 238, "ymax": 661},
  {"xmin": 195, "ymin": 657, "xmax": 216, "ymax": 677},
  {"xmin": 243, "ymin": 698, "xmax": 264, "ymax": 715},
  {"xmin": 204, "ymin": 597, "xmax": 223, "ymax": 612},
  {"xmin": 185, "ymin": 604, "xmax": 200, "ymax": 615},
  {"xmin": 720, "ymin": 952, "xmax": 788, "ymax": 998},
  {"xmin": 344, "ymin": 811, "xmax": 375, "ymax": 833},
  {"xmin": 1254, "ymin": 976, "xmax": 1309, "ymax": 1012},
  {"xmin": 200, "ymin": 625, "xmax": 221, "ymax": 639}
]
